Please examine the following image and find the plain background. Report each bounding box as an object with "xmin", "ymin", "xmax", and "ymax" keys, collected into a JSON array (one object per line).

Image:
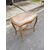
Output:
[{"xmin": 0, "ymin": 0, "xmax": 50, "ymax": 50}]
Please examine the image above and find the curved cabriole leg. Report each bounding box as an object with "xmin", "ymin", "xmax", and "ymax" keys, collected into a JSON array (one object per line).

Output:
[
  {"xmin": 20, "ymin": 31, "xmax": 23, "ymax": 39},
  {"xmin": 11, "ymin": 22, "xmax": 17, "ymax": 35},
  {"xmin": 19, "ymin": 27, "xmax": 23, "ymax": 39},
  {"xmin": 33, "ymin": 16, "xmax": 38, "ymax": 32}
]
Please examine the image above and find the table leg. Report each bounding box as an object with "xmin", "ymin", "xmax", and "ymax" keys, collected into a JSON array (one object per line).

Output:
[
  {"xmin": 19, "ymin": 27, "xmax": 24, "ymax": 39},
  {"xmin": 11, "ymin": 22, "xmax": 17, "ymax": 35},
  {"xmin": 33, "ymin": 16, "xmax": 38, "ymax": 32}
]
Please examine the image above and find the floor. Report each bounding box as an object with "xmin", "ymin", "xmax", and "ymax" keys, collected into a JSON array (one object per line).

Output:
[{"xmin": 6, "ymin": 10, "xmax": 44, "ymax": 50}]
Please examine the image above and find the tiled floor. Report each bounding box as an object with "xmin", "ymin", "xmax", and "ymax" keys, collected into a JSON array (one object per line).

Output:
[
  {"xmin": 6, "ymin": 10, "xmax": 44, "ymax": 50},
  {"xmin": 6, "ymin": 6, "xmax": 24, "ymax": 20},
  {"xmin": 18, "ymin": 3, "xmax": 42, "ymax": 11}
]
